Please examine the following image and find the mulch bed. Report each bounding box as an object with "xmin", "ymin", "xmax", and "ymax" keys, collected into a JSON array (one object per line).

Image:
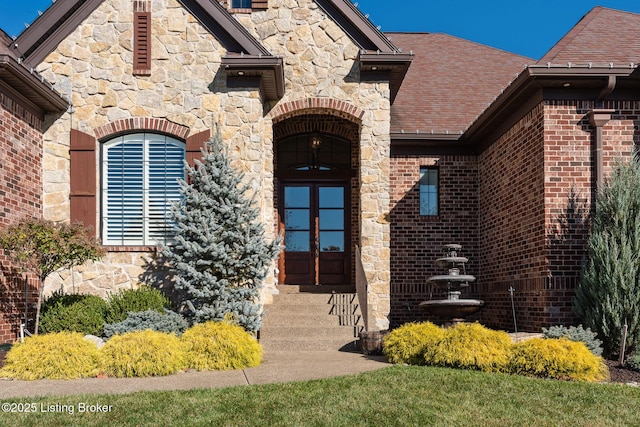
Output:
[{"xmin": 0, "ymin": 348, "xmax": 637, "ymax": 385}]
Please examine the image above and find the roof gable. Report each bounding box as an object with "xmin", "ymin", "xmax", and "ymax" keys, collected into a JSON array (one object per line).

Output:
[
  {"xmin": 539, "ymin": 7, "xmax": 640, "ymax": 66},
  {"xmin": 8, "ymin": 0, "xmax": 273, "ymax": 67}
]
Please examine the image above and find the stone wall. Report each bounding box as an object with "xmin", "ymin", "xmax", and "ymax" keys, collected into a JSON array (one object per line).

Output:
[{"xmin": 35, "ymin": 0, "xmax": 392, "ymax": 327}]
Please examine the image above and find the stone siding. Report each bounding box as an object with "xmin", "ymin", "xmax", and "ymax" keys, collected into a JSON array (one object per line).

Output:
[{"xmin": 36, "ymin": 0, "xmax": 392, "ymax": 328}]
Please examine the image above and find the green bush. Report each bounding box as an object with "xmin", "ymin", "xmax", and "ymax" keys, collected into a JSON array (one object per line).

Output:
[
  {"xmin": 182, "ymin": 321, "xmax": 263, "ymax": 370},
  {"xmin": 509, "ymin": 337, "xmax": 609, "ymax": 382},
  {"xmin": 425, "ymin": 323, "xmax": 513, "ymax": 373},
  {"xmin": 39, "ymin": 293, "xmax": 108, "ymax": 336},
  {"xmin": 542, "ymin": 324, "xmax": 603, "ymax": 356},
  {"xmin": 99, "ymin": 330, "xmax": 187, "ymax": 377},
  {"xmin": 383, "ymin": 322, "xmax": 445, "ymax": 365},
  {"xmin": 105, "ymin": 286, "xmax": 170, "ymax": 324},
  {"xmin": 0, "ymin": 332, "xmax": 100, "ymax": 380},
  {"xmin": 625, "ymin": 352, "xmax": 640, "ymax": 372},
  {"xmin": 103, "ymin": 309, "xmax": 189, "ymax": 338}
]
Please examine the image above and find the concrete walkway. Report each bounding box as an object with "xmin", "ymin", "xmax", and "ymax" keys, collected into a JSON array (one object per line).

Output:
[{"xmin": 0, "ymin": 350, "xmax": 390, "ymax": 399}]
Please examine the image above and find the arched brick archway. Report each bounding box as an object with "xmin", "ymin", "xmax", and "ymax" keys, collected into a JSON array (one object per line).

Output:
[
  {"xmin": 272, "ymin": 99, "xmax": 362, "ymax": 289},
  {"xmin": 270, "ymin": 98, "xmax": 365, "ymax": 125},
  {"xmin": 93, "ymin": 118, "xmax": 190, "ymax": 140}
]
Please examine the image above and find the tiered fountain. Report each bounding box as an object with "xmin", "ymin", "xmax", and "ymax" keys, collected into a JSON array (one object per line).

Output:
[{"xmin": 419, "ymin": 244, "xmax": 484, "ymax": 324}]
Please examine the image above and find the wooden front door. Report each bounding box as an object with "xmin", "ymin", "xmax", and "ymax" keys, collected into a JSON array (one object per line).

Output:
[{"xmin": 280, "ymin": 183, "xmax": 350, "ymax": 285}]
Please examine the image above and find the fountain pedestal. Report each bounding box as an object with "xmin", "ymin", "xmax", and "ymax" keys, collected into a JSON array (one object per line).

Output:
[{"xmin": 419, "ymin": 244, "xmax": 484, "ymax": 323}]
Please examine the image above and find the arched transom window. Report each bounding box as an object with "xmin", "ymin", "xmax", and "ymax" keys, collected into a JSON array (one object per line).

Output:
[{"xmin": 102, "ymin": 133, "xmax": 185, "ymax": 246}]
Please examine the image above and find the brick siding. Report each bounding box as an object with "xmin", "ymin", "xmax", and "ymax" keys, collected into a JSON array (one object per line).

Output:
[
  {"xmin": 389, "ymin": 99, "xmax": 640, "ymax": 332},
  {"xmin": 389, "ymin": 154, "xmax": 479, "ymax": 326},
  {"xmin": 0, "ymin": 99, "xmax": 43, "ymax": 343}
]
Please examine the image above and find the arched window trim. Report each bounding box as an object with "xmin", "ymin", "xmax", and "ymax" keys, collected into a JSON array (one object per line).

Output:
[{"xmin": 101, "ymin": 132, "xmax": 186, "ymax": 246}]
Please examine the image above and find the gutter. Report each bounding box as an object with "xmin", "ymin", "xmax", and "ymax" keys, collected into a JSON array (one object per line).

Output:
[{"xmin": 0, "ymin": 54, "xmax": 68, "ymax": 113}]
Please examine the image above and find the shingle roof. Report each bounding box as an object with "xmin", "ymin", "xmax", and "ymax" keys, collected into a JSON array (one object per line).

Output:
[
  {"xmin": 539, "ymin": 6, "xmax": 640, "ymax": 66},
  {"xmin": 388, "ymin": 33, "xmax": 531, "ymax": 135}
]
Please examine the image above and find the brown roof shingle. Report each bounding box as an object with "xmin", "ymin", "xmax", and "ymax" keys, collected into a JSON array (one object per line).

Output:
[
  {"xmin": 388, "ymin": 32, "xmax": 531, "ymax": 135},
  {"xmin": 539, "ymin": 7, "xmax": 640, "ymax": 66}
]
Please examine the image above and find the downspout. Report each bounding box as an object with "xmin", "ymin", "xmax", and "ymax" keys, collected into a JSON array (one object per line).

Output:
[{"xmin": 588, "ymin": 75, "xmax": 617, "ymax": 188}]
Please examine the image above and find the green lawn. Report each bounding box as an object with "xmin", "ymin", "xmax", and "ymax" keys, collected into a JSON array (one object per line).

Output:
[{"xmin": 1, "ymin": 365, "xmax": 638, "ymax": 427}]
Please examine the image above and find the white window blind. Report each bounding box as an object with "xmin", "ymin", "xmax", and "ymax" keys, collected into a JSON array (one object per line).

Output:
[{"xmin": 102, "ymin": 133, "xmax": 185, "ymax": 245}]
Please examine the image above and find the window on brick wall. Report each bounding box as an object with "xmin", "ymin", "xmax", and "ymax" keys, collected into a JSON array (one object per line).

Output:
[
  {"xmin": 101, "ymin": 133, "xmax": 185, "ymax": 246},
  {"xmin": 419, "ymin": 166, "xmax": 439, "ymax": 216}
]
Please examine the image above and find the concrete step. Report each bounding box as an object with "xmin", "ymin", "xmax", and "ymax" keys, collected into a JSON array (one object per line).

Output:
[
  {"xmin": 260, "ymin": 325, "xmax": 362, "ymax": 339},
  {"xmin": 260, "ymin": 337, "xmax": 360, "ymax": 352},
  {"xmin": 262, "ymin": 312, "xmax": 343, "ymax": 327},
  {"xmin": 277, "ymin": 285, "xmax": 355, "ymax": 294}
]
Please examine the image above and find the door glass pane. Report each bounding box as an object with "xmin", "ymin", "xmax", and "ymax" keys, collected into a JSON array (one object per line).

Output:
[
  {"xmin": 319, "ymin": 210, "xmax": 344, "ymax": 230},
  {"xmin": 320, "ymin": 231, "xmax": 344, "ymax": 252},
  {"xmin": 285, "ymin": 209, "xmax": 309, "ymax": 230},
  {"xmin": 285, "ymin": 231, "xmax": 310, "ymax": 252},
  {"xmin": 319, "ymin": 187, "xmax": 343, "ymax": 208},
  {"xmin": 284, "ymin": 187, "xmax": 310, "ymax": 208}
]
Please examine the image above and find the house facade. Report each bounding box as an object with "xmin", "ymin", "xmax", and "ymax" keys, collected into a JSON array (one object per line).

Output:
[{"xmin": 1, "ymin": 1, "xmax": 639, "ymax": 343}]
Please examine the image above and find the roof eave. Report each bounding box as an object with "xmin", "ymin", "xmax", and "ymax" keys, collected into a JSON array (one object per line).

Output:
[
  {"xmin": 359, "ymin": 51, "xmax": 413, "ymax": 104},
  {"xmin": 464, "ymin": 65, "xmax": 640, "ymax": 146},
  {"xmin": 0, "ymin": 54, "xmax": 69, "ymax": 114},
  {"xmin": 221, "ymin": 55, "xmax": 285, "ymax": 100}
]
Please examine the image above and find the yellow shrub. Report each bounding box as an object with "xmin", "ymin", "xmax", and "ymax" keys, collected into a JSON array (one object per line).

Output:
[
  {"xmin": 383, "ymin": 322, "xmax": 445, "ymax": 365},
  {"xmin": 100, "ymin": 329, "xmax": 187, "ymax": 377},
  {"xmin": 425, "ymin": 322, "xmax": 513, "ymax": 373},
  {"xmin": 509, "ymin": 337, "xmax": 609, "ymax": 382},
  {"xmin": 182, "ymin": 321, "xmax": 262, "ymax": 370},
  {"xmin": 0, "ymin": 332, "xmax": 99, "ymax": 380}
]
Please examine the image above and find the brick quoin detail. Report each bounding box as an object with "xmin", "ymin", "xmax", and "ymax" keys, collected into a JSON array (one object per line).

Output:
[
  {"xmin": 93, "ymin": 118, "xmax": 190, "ymax": 140},
  {"xmin": 270, "ymin": 98, "xmax": 365, "ymax": 124}
]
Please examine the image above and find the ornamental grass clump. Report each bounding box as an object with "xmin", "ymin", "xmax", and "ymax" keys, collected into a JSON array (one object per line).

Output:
[
  {"xmin": 383, "ymin": 322, "xmax": 445, "ymax": 365},
  {"xmin": 425, "ymin": 322, "xmax": 512, "ymax": 373},
  {"xmin": 509, "ymin": 337, "xmax": 609, "ymax": 382},
  {"xmin": 99, "ymin": 330, "xmax": 187, "ymax": 377},
  {"xmin": 0, "ymin": 332, "xmax": 100, "ymax": 380},
  {"xmin": 182, "ymin": 321, "xmax": 263, "ymax": 370}
]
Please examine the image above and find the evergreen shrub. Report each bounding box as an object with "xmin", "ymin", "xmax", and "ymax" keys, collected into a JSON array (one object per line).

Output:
[
  {"xmin": 382, "ymin": 322, "xmax": 444, "ymax": 365},
  {"xmin": 509, "ymin": 337, "xmax": 609, "ymax": 382},
  {"xmin": 39, "ymin": 293, "xmax": 108, "ymax": 336},
  {"xmin": 103, "ymin": 309, "xmax": 189, "ymax": 338},
  {"xmin": 626, "ymin": 351, "xmax": 640, "ymax": 372},
  {"xmin": 425, "ymin": 323, "xmax": 512, "ymax": 373},
  {"xmin": 99, "ymin": 330, "xmax": 187, "ymax": 377},
  {"xmin": 542, "ymin": 324, "xmax": 603, "ymax": 356},
  {"xmin": 162, "ymin": 132, "xmax": 280, "ymax": 331},
  {"xmin": 575, "ymin": 159, "xmax": 640, "ymax": 357},
  {"xmin": 0, "ymin": 332, "xmax": 100, "ymax": 380},
  {"xmin": 105, "ymin": 286, "xmax": 170, "ymax": 324},
  {"xmin": 182, "ymin": 321, "xmax": 263, "ymax": 370}
]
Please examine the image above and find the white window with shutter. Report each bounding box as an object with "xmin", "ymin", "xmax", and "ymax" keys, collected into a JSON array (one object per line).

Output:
[{"xmin": 102, "ymin": 133, "xmax": 185, "ymax": 246}]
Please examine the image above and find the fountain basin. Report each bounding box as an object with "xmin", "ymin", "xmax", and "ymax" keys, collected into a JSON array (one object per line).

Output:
[
  {"xmin": 419, "ymin": 299, "xmax": 484, "ymax": 318},
  {"xmin": 427, "ymin": 274, "xmax": 476, "ymax": 284}
]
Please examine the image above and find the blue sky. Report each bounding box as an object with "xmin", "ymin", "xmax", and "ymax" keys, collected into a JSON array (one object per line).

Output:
[{"xmin": 1, "ymin": 0, "xmax": 640, "ymax": 59}]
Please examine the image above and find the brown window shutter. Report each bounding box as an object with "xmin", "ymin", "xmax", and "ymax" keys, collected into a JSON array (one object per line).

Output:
[
  {"xmin": 70, "ymin": 129, "xmax": 97, "ymax": 233},
  {"xmin": 252, "ymin": 0, "xmax": 268, "ymax": 10},
  {"xmin": 133, "ymin": 11, "xmax": 151, "ymax": 75},
  {"xmin": 186, "ymin": 129, "xmax": 211, "ymax": 168}
]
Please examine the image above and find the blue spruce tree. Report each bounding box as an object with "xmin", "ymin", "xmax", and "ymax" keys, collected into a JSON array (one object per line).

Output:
[{"xmin": 163, "ymin": 132, "xmax": 280, "ymax": 331}]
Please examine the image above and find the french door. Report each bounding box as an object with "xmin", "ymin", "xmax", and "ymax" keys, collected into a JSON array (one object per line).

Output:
[{"xmin": 280, "ymin": 182, "xmax": 350, "ymax": 285}]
